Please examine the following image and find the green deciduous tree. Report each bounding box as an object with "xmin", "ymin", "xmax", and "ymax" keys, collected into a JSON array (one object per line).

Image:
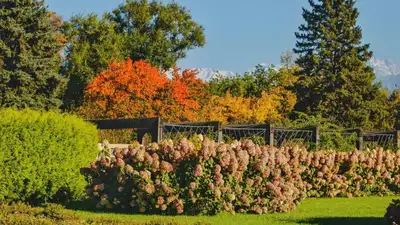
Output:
[
  {"xmin": 209, "ymin": 53, "xmax": 298, "ymax": 99},
  {"xmin": 62, "ymin": 14, "xmax": 124, "ymax": 108},
  {"xmin": 108, "ymin": 0, "xmax": 205, "ymax": 70},
  {"xmin": 293, "ymin": 0, "xmax": 393, "ymax": 129},
  {"xmin": 0, "ymin": 0, "xmax": 66, "ymax": 109}
]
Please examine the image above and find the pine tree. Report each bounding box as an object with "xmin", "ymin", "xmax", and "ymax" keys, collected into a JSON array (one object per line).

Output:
[
  {"xmin": 0, "ymin": 0, "xmax": 66, "ymax": 109},
  {"xmin": 293, "ymin": 0, "xmax": 392, "ymax": 129}
]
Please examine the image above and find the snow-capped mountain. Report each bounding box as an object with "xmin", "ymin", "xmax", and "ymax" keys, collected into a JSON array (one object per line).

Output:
[
  {"xmin": 194, "ymin": 68, "xmax": 237, "ymax": 81},
  {"xmin": 192, "ymin": 57, "xmax": 400, "ymax": 90},
  {"xmin": 369, "ymin": 58, "xmax": 400, "ymax": 90},
  {"xmin": 369, "ymin": 58, "xmax": 400, "ymax": 77}
]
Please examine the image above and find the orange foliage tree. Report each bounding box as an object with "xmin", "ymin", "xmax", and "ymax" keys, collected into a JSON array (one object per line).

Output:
[
  {"xmin": 79, "ymin": 59, "xmax": 205, "ymax": 122},
  {"xmin": 159, "ymin": 67, "xmax": 209, "ymax": 122}
]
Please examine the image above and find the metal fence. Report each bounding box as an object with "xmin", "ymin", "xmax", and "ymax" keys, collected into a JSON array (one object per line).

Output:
[
  {"xmin": 162, "ymin": 122, "xmax": 219, "ymax": 141},
  {"xmin": 274, "ymin": 127, "xmax": 315, "ymax": 147},
  {"xmin": 222, "ymin": 124, "xmax": 269, "ymax": 145},
  {"xmin": 89, "ymin": 117, "xmax": 400, "ymax": 150}
]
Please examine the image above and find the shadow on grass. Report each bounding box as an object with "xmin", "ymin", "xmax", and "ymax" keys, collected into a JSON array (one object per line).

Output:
[
  {"xmin": 66, "ymin": 200, "xmax": 197, "ymax": 217},
  {"xmin": 294, "ymin": 217, "xmax": 387, "ymax": 225}
]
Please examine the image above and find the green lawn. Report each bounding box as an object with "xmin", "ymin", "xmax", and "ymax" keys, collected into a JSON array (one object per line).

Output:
[{"xmin": 74, "ymin": 196, "xmax": 396, "ymax": 225}]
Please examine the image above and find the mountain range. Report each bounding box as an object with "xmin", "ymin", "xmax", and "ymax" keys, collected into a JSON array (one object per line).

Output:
[
  {"xmin": 369, "ymin": 58, "xmax": 400, "ymax": 90},
  {"xmin": 192, "ymin": 57, "xmax": 400, "ymax": 91}
]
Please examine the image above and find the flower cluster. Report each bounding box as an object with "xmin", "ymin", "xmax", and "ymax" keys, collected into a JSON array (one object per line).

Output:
[{"xmin": 81, "ymin": 137, "xmax": 400, "ymax": 215}]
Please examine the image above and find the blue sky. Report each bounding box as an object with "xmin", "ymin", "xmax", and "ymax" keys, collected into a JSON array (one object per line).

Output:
[{"xmin": 46, "ymin": 0, "xmax": 400, "ymax": 73}]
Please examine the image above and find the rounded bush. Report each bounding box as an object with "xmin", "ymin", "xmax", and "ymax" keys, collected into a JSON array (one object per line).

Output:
[
  {"xmin": 82, "ymin": 137, "xmax": 400, "ymax": 215},
  {"xmin": 0, "ymin": 108, "xmax": 98, "ymax": 204}
]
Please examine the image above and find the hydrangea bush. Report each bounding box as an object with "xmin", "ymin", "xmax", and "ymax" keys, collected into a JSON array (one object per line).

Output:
[{"xmin": 81, "ymin": 136, "xmax": 400, "ymax": 215}]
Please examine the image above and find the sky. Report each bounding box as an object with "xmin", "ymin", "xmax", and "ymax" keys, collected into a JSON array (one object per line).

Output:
[{"xmin": 45, "ymin": 0, "xmax": 400, "ymax": 73}]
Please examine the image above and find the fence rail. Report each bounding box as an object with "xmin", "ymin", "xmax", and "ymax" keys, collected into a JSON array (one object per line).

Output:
[{"xmin": 89, "ymin": 117, "xmax": 400, "ymax": 150}]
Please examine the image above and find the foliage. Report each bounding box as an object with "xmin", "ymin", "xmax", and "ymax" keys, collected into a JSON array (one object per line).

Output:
[
  {"xmin": 62, "ymin": 0, "xmax": 205, "ymax": 109},
  {"xmin": 79, "ymin": 59, "xmax": 204, "ymax": 122},
  {"xmin": 161, "ymin": 67, "xmax": 209, "ymax": 122},
  {"xmin": 107, "ymin": 0, "xmax": 205, "ymax": 70},
  {"xmin": 390, "ymin": 90, "xmax": 400, "ymax": 130},
  {"xmin": 99, "ymin": 129, "xmax": 138, "ymax": 144},
  {"xmin": 61, "ymin": 14, "xmax": 125, "ymax": 109},
  {"xmin": 0, "ymin": 203, "xmax": 197, "ymax": 225},
  {"xmin": 201, "ymin": 89, "xmax": 296, "ymax": 124},
  {"xmin": 205, "ymin": 59, "xmax": 298, "ymax": 124},
  {"xmin": 208, "ymin": 60, "xmax": 298, "ymax": 99},
  {"xmin": 293, "ymin": 0, "xmax": 393, "ymax": 130},
  {"xmin": 0, "ymin": 108, "xmax": 98, "ymax": 205},
  {"xmin": 0, "ymin": 0, "xmax": 67, "ymax": 109},
  {"xmin": 82, "ymin": 138, "xmax": 400, "ymax": 216},
  {"xmin": 282, "ymin": 113, "xmax": 359, "ymax": 152},
  {"xmin": 385, "ymin": 199, "xmax": 400, "ymax": 225}
]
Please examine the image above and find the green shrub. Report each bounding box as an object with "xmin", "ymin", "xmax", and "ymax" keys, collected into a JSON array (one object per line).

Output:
[
  {"xmin": 0, "ymin": 108, "xmax": 98, "ymax": 205},
  {"xmin": 282, "ymin": 113, "xmax": 360, "ymax": 151}
]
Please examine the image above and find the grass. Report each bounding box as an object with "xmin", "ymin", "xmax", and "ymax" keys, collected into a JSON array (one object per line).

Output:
[{"xmin": 72, "ymin": 196, "xmax": 395, "ymax": 225}]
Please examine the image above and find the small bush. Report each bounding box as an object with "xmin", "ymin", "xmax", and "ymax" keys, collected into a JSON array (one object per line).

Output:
[
  {"xmin": 0, "ymin": 108, "xmax": 98, "ymax": 205},
  {"xmin": 385, "ymin": 199, "xmax": 400, "ymax": 225}
]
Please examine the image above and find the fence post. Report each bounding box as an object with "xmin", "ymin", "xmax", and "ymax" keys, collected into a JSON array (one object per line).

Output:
[
  {"xmin": 396, "ymin": 130, "xmax": 400, "ymax": 150},
  {"xmin": 217, "ymin": 122, "xmax": 223, "ymax": 143},
  {"xmin": 311, "ymin": 126, "xmax": 320, "ymax": 147},
  {"xmin": 158, "ymin": 117, "xmax": 163, "ymax": 142},
  {"xmin": 148, "ymin": 117, "xmax": 162, "ymax": 143},
  {"xmin": 356, "ymin": 128, "xmax": 363, "ymax": 151},
  {"xmin": 137, "ymin": 129, "xmax": 147, "ymax": 144},
  {"xmin": 156, "ymin": 117, "xmax": 163, "ymax": 143},
  {"xmin": 265, "ymin": 123, "xmax": 274, "ymax": 146}
]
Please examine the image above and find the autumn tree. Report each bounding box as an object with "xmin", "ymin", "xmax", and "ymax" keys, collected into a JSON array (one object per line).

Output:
[
  {"xmin": 62, "ymin": 0, "xmax": 205, "ymax": 109},
  {"xmin": 201, "ymin": 89, "xmax": 296, "ymax": 125},
  {"xmin": 160, "ymin": 67, "xmax": 209, "ymax": 122},
  {"xmin": 205, "ymin": 57, "xmax": 298, "ymax": 124},
  {"xmin": 79, "ymin": 59, "xmax": 204, "ymax": 122},
  {"xmin": 0, "ymin": 0, "xmax": 66, "ymax": 109},
  {"xmin": 293, "ymin": 0, "xmax": 393, "ymax": 129}
]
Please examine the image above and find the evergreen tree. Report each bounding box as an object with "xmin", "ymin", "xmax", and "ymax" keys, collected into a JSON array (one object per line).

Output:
[
  {"xmin": 293, "ymin": 0, "xmax": 393, "ymax": 129},
  {"xmin": 0, "ymin": 0, "xmax": 66, "ymax": 109}
]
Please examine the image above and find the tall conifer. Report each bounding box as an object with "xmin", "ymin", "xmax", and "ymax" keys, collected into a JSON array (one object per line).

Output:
[
  {"xmin": 294, "ymin": 0, "xmax": 392, "ymax": 129},
  {"xmin": 0, "ymin": 0, "xmax": 66, "ymax": 109}
]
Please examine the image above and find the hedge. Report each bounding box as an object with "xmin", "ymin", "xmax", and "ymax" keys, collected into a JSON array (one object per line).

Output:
[
  {"xmin": 0, "ymin": 108, "xmax": 98, "ymax": 205},
  {"xmin": 82, "ymin": 136, "xmax": 400, "ymax": 215}
]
